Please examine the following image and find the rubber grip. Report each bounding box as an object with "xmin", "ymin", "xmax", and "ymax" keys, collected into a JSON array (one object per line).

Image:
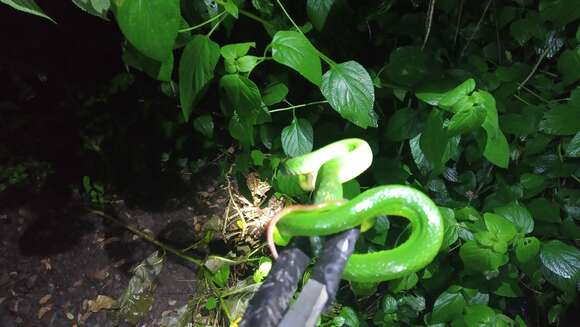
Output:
[
  {"xmin": 239, "ymin": 243, "xmax": 310, "ymax": 327},
  {"xmin": 310, "ymin": 228, "xmax": 360, "ymax": 311}
]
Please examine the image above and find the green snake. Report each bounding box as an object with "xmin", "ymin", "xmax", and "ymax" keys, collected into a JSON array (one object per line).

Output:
[{"xmin": 267, "ymin": 138, "xmax": 444, "ymax": 283}]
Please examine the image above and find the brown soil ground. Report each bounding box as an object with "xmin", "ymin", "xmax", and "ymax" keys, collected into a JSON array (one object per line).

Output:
[{"xmin": 0, "ymin": 170, "xmax": 229, "ymax": 327}]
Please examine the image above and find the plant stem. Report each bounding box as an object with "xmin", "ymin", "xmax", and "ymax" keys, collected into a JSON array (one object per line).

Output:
[
  {"xmin": 276, "ymin": 0, "xmax": 301, "ymax": 32},
  {"xmin": 459, "ymin": 0, "xmax": 492, "ymax": 60},
  {"xmin": 421, "ymin": 0, "xmax": 436, "ymax": 50},
  {"xmin": 239, "ymin": 8, "xmax": 273, "ymax": 28},
  {"xmin": 269, "ymin": 100, "xmax": 328, "ymax": 113},
  {"xmin": 90, "ymin": 210, "xmax": 203, "ymax": 266},
  {"xmin": 513, "ymin": 94, "xmax": 533, "ymax": 106},
  {"xmin": 518, "ymin": 46, "xmax": 550, "ymax": 91},
  {"xmin": 178, "ymin": 11, "xmax": 226, "ymax": 33},
  {"xmin": 521, "ymin": 85, "xmax": 549, "ymax": 103},
  {"xmin": 207, "ymin": 13, "xmax": 227, "ymax": 37}
]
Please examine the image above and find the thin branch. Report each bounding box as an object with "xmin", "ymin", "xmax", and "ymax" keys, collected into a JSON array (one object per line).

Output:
[
  {"xmin": 459, "ymin": 0, "xmax": 492, "ymax": 60},
  {"xmin": 421, "ymin": 0, "xmax": 436, "ymax": 51},
  {"xmin": 518, "ymin": 46, "xmax": 550, "ymax": 91},
  {"xmin": 269, "ymin": 100, "xmax": 329, "ymax": 113},
  {"xmin": 453, "ymin": 0, "xmax": 464, "ymax": 47},
  {"xmin": 178, "ymin": 11, "xmax": 226, "ymax": 33}
]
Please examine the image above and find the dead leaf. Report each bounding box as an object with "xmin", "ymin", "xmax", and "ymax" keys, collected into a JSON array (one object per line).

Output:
[
  {"xmin": 39, "ymin": 294, "xmax": 52, "ymax": 305},
  {"xmin": 87, "ymin": 295, "xmax": 115, "ymax": 313},
  {"xmin": 38, "ymin": 305, "xmax": 52, "ymax": 319}
]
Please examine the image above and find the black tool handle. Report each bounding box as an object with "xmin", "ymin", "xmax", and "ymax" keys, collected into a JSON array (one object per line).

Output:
[
  {"xmin": 311, "ymin": 228, "xmax": 360, "ymax": 311},
  {"xmin": 239, "ymin": 242, "xmax": 310, "ymax": 327}
]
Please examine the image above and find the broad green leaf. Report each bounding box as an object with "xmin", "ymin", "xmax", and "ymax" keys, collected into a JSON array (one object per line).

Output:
[
  {"xmin": 271, "ymin": 31, "xmax": 322, "ymax": 85},
  {"xmin": 420, "ymin": 109, "xmax": 448, "ymax": 170},
  {"xmin": 557, "ymin": 49, "xmax": 580, "ymax": 85},
  {"xmin": 439, "ymin": 79, "xmax": 477, "ymax": 109},
  {"xmin": 123, "ymin": 44, "xmax": 174, "ymax": 81},
  {"xmin": 211, "ymin": 265, "xmax": 230, "ymax": 288},
  {"xmin": 251, "ymin": 0, "xmax": 273, "ymax": 16},
  {"xmin": 540, "ymin": 0, "xmax": 580, "ymax": 26},
  {"xmin": 540, "ymin": 240, "xmax": 580, "ymax": 288},
  {"xmin": 385, "ymin": 107, "xmax": 421, "ymax": 141},
  {"xmin": 440, "ymin": 207, "xmax": 459, "ymax": 250},
  {"xmin": 281, "ymin": 118, "xmax": 313, "ymax": 157},
  {"xmin": 494, "ymin": 279, "xmax": 523, "ymax": 298},
  {"xmin": 321, "ymin": 61, "xmax": 377, "ymax": 128},
  {"xmin": 510, "ymin": 18, "xmax": 540, "ymax": 45},
  {"xmin": 385, "ymin": 46, "xmax": 440, "ymax": 88},
  {"xmin": 116, "ymin": 0, "xmax": 180, "ymax": 61},
  {"xmin": 539, "ymin": 104, "xmax": 580, "ymax": 135},
  {"xmin": 1, "ymin": 0, "xmax": 55, "ymax": 22},
  {"xmin": 262, "ymin": 83, "xmax": 288, "ymax": 106},
  {"xmin": 494, "ymin": 202, "xmax": 534, "ymax": 234},
  {"xmin": 500, "ymin": 112, "xmax": 540, "ymax": 136},
  {"xmin": 460, "ymin": 240, "xmax": 507, "ymax": 272},
  {"xmin": 520, "ymin": 173, "xmax": 546, "ymax": 199},
  {"xmin": 527, "ymin": 198, "xmax": 561, "ymax": 223},
  {"xmin": 220, "ymin": 74, "xmax": 262, "ymax": 117},
  {"xmin": 336, "ymin": 307, "xmax": 360, "ymax": 327},
  {"xmin": 484, "ymin": 213, "xmax": 517, "ymax": 242},
  {"xmin": 229, "ymin": 113, "xmax": 254, "ymax": 148},
  {"xmin": 193, "ymin": 115, "xmax": 214, "ymax": 138},
  {"xmin": 431, "ymin": 290, "xmax": 466, "ymax": 323},
  {"xmin": 220, "ymin": 42, "xmax": 256, "ymax": 60},
  {"xmin": 72, "ymin": 0, "xmax": 110, "ymax": 20},
  {"xmin": 565, "ymin": 132, "xmax": 580, "ymax": 157},
  {"xmin": 179, "ymin": 35, "xmax": 220, "ymax": 122},
  {"xmin": 223, "ymin": 0, "xmax": 239, "ymax": 18},
  {"xmin": 251, "ymin": 149, "xmax": 265, "ymax": 166},
  {"xmin": 464, "ymin": 304, "xmax": 496, "ymax": 326},
  {"xmin": 388, "ymin": 273, "xmax": 418, "ymax": 293},
  {"xmin": 306, "ymin": 0, "xmax": 336, "ymax": 31},
  {"xmin": 236, "ymin": 56, "xmax": 259, "ymax": 73},
  {"xmin": 447, "ymin": 103, "xmax": 486, "ymax": 136},
  {"xmin": 515, "ymin": 237, "xmax": 540, "ymax": 263},
  {"xmin": 479, "ymin": 91, "xmax": 510, "ymax": 168}
]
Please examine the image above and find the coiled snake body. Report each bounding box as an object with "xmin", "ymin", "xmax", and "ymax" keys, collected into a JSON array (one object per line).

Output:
[{"xmin": 267, "ymin": 139, "xmax": 444, "ymax": 283}]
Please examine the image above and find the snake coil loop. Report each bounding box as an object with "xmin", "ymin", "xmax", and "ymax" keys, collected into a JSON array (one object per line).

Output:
[{"xmin": 268, "ymin": 139, "xmax": 444, "ymax": 282}]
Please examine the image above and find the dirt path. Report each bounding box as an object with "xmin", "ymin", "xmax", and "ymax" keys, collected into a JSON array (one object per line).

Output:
[{"xmin": 0, "ymin": 172, "xmax": 228, "ymax": 327}]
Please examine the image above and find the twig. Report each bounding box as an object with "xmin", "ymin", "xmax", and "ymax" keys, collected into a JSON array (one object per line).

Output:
[
  {"xmin": 453, "ymin": 0, "xmax": 464, "ymax": 48},
  {"xmin": 517, "ymin": 46, "xmax": 550, "ymax": 91},
  {"xmin": 459, "ymin": 0, "xmax": 492, "ymax": 60},
  {"xmin": 90, "ymin": 209, "xmax": 204, "ymax": 266},
  {"xmin": 422, "ymin": 0, "xmax": 436, "ymax": 50}
]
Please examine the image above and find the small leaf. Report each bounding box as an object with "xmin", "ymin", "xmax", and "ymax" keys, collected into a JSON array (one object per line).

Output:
[
  {"xmin": 220, "ymin": 74, "xmax": 262, "ymax": 117},
  {"xmin": 306, "ymin": 0, "xmax": 336, "ymax": 31},
  {"xmin": 557, "ymin": 49, "xmax": 580, "ymax": 85},
  {"xmin": 484, "ymin": 213, "xmax": 517, "ymax": 243},
  {"xmin": 420, "ymin": 109, "xmax": 448, "ymax": 170},
  {"xmin": 479, "ymin": 91, "xmax": 510, "ymax": 168},
  {"xmin": 262, "ymin": 83, "xmax": 288, "ymax": 106},
  {"xmin": 250, "ymin": 149, "xmax": 265, "ymax": 166},
  {"xmin": 565, "ymin": 132, "xmax": 580, "ymax": 157},
  {"xmin": 384, "ymin": 107, "xmax": 421, "ymax": 141},
  {"xmin": 515, "ymin": 237, "xmax": 540, "ymax": 263},
  {"xmin": 229, "ymin": 113, "xmax": 254, "ymax": 148},
  {"xmin": 440, "ymin": 207, "xmax": 459, "ymax": 250},
  {"xmin": 385, "ymin": 46, "xmax": 440, "ymax": 88},
  {"xmin": 1, "ymin": 0, "xmax": 55, "ymax": 22},
  {"xmin": 539, "ymin": 104, "xmax": 580, "ymax": 135},
  {"xmin": 72, "ymin": 0, "xmax": 110, "ymax": 20},
  {"xmin": 388, "ymin": 273, "xmax": 418, "ymax": 293},
  {"xmin": 223, "ymin": 0, "xmax": 239, "ymax": 18},
  {"xmin": 464, "ymin": 304, "xmax": 496, "ymax": 326},
  {"xmin": 220, "ymin": 42, "xmax": 256, "ymax": 60},
  {"xmin": 281, "ymin": 118, "xmax": 313, "ymax": 157},
  {"xmin": 271, "ymin": 31, "xmax": 322, "ymax": 86},
  {"xmin": 211, "ymin": 265, "xmax": 230, "ymax": 288},
  {"xmin": 431, "ymin": 290, "xmax": 466, "ymax": 323},
  {"xmin": 193, "ymin": 115, "xmax": 214, "ymax": 138},
  {"xmin": 447, "ymin": 103, "xmax": 486, "ymax": 136},
  {"xmin": 116, "ymin": 0, "xmax": 180, "ymax": 61},
  {"xmin": 321, "ymin": 61, "xmax": 377, "ymax": 128},
  {"xmin": 539, "ymin": 0, "xmax": 580, "ymax": 26},
  {"xmin": 252, "ymin": 257, "xmax": 272, "ymax": 282},
  {"xmin": 494, "ymin": 202, "xmax": 534, "ymax": 234},
  {"xmin": 439, "ymin": 79, "xmax": 477, "ymax": 109},
  {"xmin": 527, "ymin": 198, "xmax": 561, "ymax": 223},
  {"xmin": 179, "ymin": 35, "xmax": 220, "ymax": 121},
  {"xmin": 337, "ymin": 307, "xmax": 360, "ymax": 327},
  {"xmin": 460, "ymin": 240, "xmax": 507, "ymax": 272}
]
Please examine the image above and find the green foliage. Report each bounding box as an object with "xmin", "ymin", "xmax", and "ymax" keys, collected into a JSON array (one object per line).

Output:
[{"xmin": 7, "ymin": 0, "xmax": 580, "ymax": 325}]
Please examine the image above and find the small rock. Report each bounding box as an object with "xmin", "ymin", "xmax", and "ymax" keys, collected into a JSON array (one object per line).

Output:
[
  {"xmin": 26, "ymin": 275, "xmax": 38, "ymax": 289},
  {"xmin": 39, "ymin": 294, "xmax": 52, "ymax": 305},
  {"xmin": 37, "ymin": 305, "xmax": 52, "ymax": 319},
  {"xmin": 91, "ymin": 269, "xmax": 109, "ymax": 281},
  {"xmin": 168, "ymin": 300, "xmax": 176, "ymax": 306}
]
